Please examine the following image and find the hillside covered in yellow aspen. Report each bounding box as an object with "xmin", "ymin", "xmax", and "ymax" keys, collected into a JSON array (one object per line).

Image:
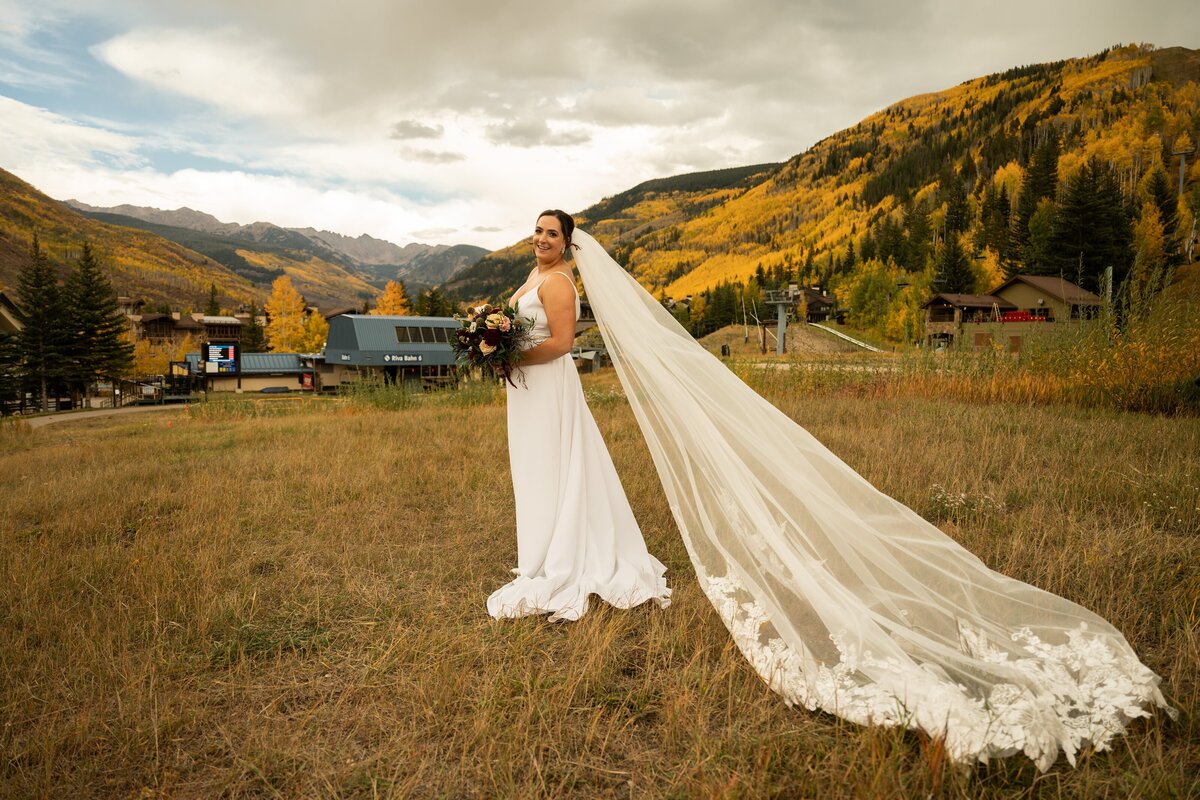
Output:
[
  {"xmin": 0, "ymin": 167, "xmax": 261, "ymax": 311},
  {"xmin": 453, "ymin": 44, "xmax": 1199, "ymax": 343},
  {"xmin": 0, "ymin": 168, "xmax": 387, "ymax": 312}
]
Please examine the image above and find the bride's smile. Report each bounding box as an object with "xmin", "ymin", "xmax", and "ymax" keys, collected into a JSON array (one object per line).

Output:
[{"xmin": 532, "ymin": 218, "xmax": 565, "ymax": 268}]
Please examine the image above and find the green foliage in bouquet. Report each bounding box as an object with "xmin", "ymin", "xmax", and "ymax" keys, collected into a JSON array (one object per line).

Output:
[{"xmin": 452, "ymin": 303, "xmax": 537, "ymax": 387}]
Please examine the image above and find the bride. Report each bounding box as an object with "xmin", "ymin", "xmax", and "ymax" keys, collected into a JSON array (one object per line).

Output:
[
  {"xmin": 486, "ymin": 210, "xmax": 671, "ymax": 622},
  {"xmin": 488, "ymin": 209, "xmax": 1170, "ymax": 770}
]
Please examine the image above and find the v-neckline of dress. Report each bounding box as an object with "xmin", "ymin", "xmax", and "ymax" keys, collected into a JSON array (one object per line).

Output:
[{"xmin": 512, "ymin": 270, "xmax": 570, "ymax": 309}]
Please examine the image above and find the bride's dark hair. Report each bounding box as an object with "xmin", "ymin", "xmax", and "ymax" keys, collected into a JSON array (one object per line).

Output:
[{"xmin": 538, "ymin": 209, "xmax": 577, "ymax": 252}]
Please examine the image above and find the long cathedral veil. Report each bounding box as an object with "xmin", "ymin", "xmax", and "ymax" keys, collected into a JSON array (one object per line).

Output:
[{"xmin": 570, "ymin": 227, "xmax": 1170, "ymax": 770}]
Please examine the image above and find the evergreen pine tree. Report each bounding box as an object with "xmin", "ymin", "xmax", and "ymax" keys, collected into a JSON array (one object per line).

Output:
[
  {"xmin": 64, "ymin": 242, "xmax": 134, "ymax": 403},
  {"xmin": 844, "ymin": 238, "xmax": 857, "ymax": 269},
  {"xmin": 942, "ymin": 172, "xmax": 970, "ymax": 235},
  {"xmin": 16, "ymin": 234, "xmax": 69, "ymax": 411},
  {"xmin": 1023, "ymin": 199, "xmax": 1056, "ymax": 275},
  {"xmin": 860, "ymin": 230, "xmax": 877, "ymax": 262},
  {"xmin": 414, "ymin": 287, "xmax": 459, "ymax": 317},
  {"xmin": 1015, "ymin": 134, "xmax": 1060, "ymax": 266},
  {"xmin": 902, "ymin": 201, "xmax": 932, "ymax": 270},
  {"xmin": 933, "ymin": 233, "xmax": 975, "ymax": 294},
  {"xmin": 1049, "ymin": 156, "xmax": 1133, "ymax": 292},
  {"xmin": 996, "ymin": 184, "xmax": 1013, "ymax": 270},
  {"xmin": 1143, "ymin": 166, "xmax": 1180, "ymax": 264},
  {"xmin": 240, "ymin": 301, "xmax": 267, "ymax": 352},
  {"xmin": 205, "ymin": 283, "xmax": 220, "ymax": 316}
]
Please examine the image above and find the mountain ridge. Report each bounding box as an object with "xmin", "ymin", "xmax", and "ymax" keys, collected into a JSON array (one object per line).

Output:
[{"xmin": 66, "ymin": 199, "xmax": 489, "ymax": 292}]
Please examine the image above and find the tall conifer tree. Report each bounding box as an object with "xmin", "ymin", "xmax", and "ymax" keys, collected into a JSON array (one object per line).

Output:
[
  {"xmin": 933, "ymin": 233, "xmax": 975, "ymax": 294},
  {"xmin": 241, "ymin": 301, "xmax": 266, "ymax": 352},
  {"xmin": 942, "ymin": 172, "xmax": 970, "ymax": 235},
  {"xmin": 1049, "ymin": 156, "xmax": 1133, "ymax": 293},
  {"xmin": 205, "ymin": 283, "xmax": 221, "ymax": 316},
  {"xmin": 902, "ymin": 201, "xmax": 932, "ymax": 271},
  {"xmin": 64, "ymin": 242, "xmax": 134, "ymax": 402},
  {"xmin": 1015, "ymin": 134, "xmax": 1060, "ymax": 267},
  {"xmin": 16, "ymin": 234, "xmax": 68, "ymax": 411},
  {"xmin": 1143, "ymin": 167, "xmax": 1180, "ymax": 264}
]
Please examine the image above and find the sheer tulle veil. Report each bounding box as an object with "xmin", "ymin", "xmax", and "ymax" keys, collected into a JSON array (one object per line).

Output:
[{"xmin": 569, "ymin": 227, "xmax": 1171, "ymax": 770}]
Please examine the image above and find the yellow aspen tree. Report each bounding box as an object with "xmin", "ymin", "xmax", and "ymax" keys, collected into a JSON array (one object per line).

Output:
[
  {"xmin": 977, "ymin": 248, "xmax": 1005, "ymax": 294},
  {"xmin": 172, "ymin": 333, "xmax": 198, "ymax": 364},
  {"xmin": 371, "ymin": 280, "xmax": 412, "ymax": 315},
  {"xmin": 1130, "ymin": 202, "xmax": 1167, "ymax": 309},
  {"xmin": 131, "ymin": 338, "xmax": 166, "ymax": 375},
  {"xmin": 264, "ymin": 275, "xmax": 305, "ymax": 352},
  {"xmin": 298, "ymin": 310, "xmax": 329, "ymax": 353}
]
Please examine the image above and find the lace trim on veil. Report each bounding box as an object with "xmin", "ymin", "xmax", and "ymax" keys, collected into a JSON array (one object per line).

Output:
[{"xmin": 697, "ymin": 565, "xmax": 1166, "ymax": 771}]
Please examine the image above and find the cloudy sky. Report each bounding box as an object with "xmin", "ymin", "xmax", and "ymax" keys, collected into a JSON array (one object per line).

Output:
[{"xmin": 1, "ymin": 1, "xmax": 1196, "ymax": 250}]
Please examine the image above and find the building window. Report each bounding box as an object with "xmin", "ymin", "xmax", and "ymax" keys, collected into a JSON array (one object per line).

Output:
[
  {"xmin": 431, "ymin": 326, "xmax": 449, "ymax": 343},
  {"xmin": 1009, "ymin": 336, "xmax": 1022, "ymax": 354},
  {"xmin": 974, "ymin": 332, "xmax": 993, "ymax": 349},
  {"xmin": 395, "ymin": 326, "xmax": 412, "ymax": 343},
  {"xmin": 929, "ymin": 308, "xmax": 956, "ymax": 322}
]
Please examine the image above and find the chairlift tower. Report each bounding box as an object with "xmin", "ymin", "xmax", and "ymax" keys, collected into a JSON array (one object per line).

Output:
[{"xmin": 762, "ymin": 286, "xmax": 801, "ymax": 355}]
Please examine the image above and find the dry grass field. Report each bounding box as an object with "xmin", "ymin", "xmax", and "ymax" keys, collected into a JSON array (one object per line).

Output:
[{"xmin": 2, "ymin": 370, "xmax": 1197, "ymax": 799}]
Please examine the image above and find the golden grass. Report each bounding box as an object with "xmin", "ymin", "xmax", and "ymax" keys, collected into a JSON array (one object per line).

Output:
[{"xmin": 2, "ymin": 373, "xmax": 1196, "ymax": 798}]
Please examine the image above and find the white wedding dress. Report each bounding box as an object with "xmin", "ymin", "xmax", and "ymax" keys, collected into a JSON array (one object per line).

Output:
[{"xmin": 487, "ymin": 269, "xmax": 671, "ymax": 622}]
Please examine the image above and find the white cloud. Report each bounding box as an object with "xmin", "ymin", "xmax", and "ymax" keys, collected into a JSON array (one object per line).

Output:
[
  {"xmin": 92, "ymin": 26, "xmax": 320, "ymax": 120},
  {"xmin": 4, "ymin": 0, "xmax": 1200, "ymax": 255},
  {"xmin": 0, "ymin": 95, "xmax": 142, "ymax": 169}
]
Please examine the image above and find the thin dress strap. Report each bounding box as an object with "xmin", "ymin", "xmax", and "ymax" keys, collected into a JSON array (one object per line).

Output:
[{"xmin": 542, "ymin": 270, "xmax": 579, "ymax": 297}]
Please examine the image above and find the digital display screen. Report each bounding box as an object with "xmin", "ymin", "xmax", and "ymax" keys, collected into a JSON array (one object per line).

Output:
[{"xmin": 205, "ymin": 342, "xmax": 239, "ymax": 374}]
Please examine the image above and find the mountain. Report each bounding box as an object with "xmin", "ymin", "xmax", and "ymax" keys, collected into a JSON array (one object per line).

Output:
[
  {"xmin": 449, "ymin": 44, "xmax": 1200, "ymax": 320},
  {"xmin": 68, "ymin": 201, "xmax": 488, "ymax": 292},
  {"xmin": 444, "ymin": 163, "xmax": 783, "ymax": 301},
  {"xmin": 0, "ymin": 168, "xmax": 261, "ymax": 309},
  {"xmin": 53, "ymin": 208, "xmax": 379, "ymax": 307}
]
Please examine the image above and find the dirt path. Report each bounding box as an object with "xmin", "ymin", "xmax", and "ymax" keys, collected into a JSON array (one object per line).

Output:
[{"xmin": 23, "ymin": 404, "xmax": 185, "ymax": 429}]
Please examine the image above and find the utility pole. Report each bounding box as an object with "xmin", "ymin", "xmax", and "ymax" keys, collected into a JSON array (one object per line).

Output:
[{"xmin": 740, "ymin": 289, "xmax": 749, "ymax": 343}]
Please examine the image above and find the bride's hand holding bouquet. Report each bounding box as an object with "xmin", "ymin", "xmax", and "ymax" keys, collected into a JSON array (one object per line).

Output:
[{"xmin": 452, "ymin": 303, "xmax": 536, "ymax": 387}]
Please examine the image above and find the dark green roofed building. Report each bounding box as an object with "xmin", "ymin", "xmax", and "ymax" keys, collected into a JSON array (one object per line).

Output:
[{"xmin": 322, "ymin": 314, "xmax": 459, "ymax": 387}]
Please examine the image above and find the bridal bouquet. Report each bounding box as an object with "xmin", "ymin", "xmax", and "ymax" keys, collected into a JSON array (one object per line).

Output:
[{"xmin": 452, "ymin": 303, "xmax": 536, "ymax": 387}]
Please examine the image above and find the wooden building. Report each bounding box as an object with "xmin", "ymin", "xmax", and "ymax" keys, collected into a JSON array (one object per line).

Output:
[
  {"xmin": 799, "ymin": 287, "xmax": 836, "ymax": 322},
  {"xmin": 133, "ymin": 313, "xmax": 205, "ymax": 344},
  {"xmin": 923, "ymin": 275, "xmax": 1102, "ymax": 352}
]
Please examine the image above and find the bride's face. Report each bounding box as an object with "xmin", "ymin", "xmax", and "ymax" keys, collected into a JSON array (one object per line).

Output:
[{"xmin": 532, "ymin": 216, "xmax": 565, "ymax": 264}]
